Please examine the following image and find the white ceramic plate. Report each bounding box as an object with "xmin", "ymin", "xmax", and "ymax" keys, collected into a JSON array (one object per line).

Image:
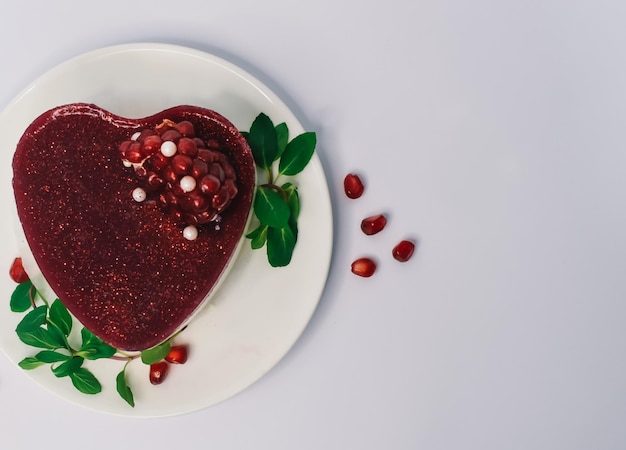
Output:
[{"xmin": 0, "ymin": 43, "xmax": 333, "ymax": 417}]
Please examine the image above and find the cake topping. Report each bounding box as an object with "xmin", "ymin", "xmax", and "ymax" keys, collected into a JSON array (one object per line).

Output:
[{"xmin": 119, "ymin": 119, "xmax": 240, "ymax": 234}]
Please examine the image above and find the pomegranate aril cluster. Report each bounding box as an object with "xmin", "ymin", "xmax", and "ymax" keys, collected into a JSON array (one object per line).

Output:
[
  {"xmin": 119, "ymin": 119, "xmax": 239, "ymax": 240},
  {"xmin": 344, "ymin": 173, "xmax": 415, "ymax": 277}
]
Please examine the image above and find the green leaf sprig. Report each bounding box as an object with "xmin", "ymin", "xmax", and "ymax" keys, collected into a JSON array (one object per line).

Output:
[
  {"xmin": 242, "ymin": 113, "xmax": 316, "ymax": 267},
  {"xmin": 9, "ymin": 280, "xmax": 186, "ymax": 407},
  {"xmin": 14, "ymin": 291, "xmax": 113, "ymax": 395}
]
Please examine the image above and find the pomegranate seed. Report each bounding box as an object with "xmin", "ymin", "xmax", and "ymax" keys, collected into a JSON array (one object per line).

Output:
[
  {"xmin": 126, "ymin": 142, "xmax": 143, "ymax": 163},
  {"xmin": 205, "ymin": 138, "xmax": 220, "ymax": 150},
  {"xmin": 177, "ymin": 137, "xmax": 198, "ymax": 157},
  {"xmin": 165, "ymin": 345, "xmax": 189, "ymax": 364},
  {"xmin": 225, "ymin": 179, "xmax": 238, "ymax": 198},
  {"xmin": 137, "ymin": 129, "xmax": 156, "ymax": 142},
  {"xmin": 212, "ymin": 187, "xmax": 231, "ymax": 210},
  {"xmin": 142, "ymin": 135, "xmax": 163, "ymax": 155},
  {"xmin": 197, "ymin": 149, "xmax": 215, "ymax": 163},
  {"xmin": 134, "ymin": 165, "xmax": 148, "ymax": 179},
  {"xmin": 147, "ymin": 173, "xmax": 165, "ymax": 190},
  {"xmin": 223, "ymin": 163, "xmax": 236, "ymax": 180},
  {"xmin": 145, "ymin": 153, "xmax": 170, "ymax": 171},
  {"xmin": 344, "ymin": 173, "xmax": 364, "ymax": 199},
  {"xmin": 171, "ymin": 154, "xmax": 193, "ymax": 176},
  {"xmin": 351, "ymin": 257, "xmax": 376, "ymax": 277},
  {"xmin": 210, "ymin": 163, "xmax": 225, "ymax": 182},
  {"xmin": 361, "ymin": 214, "xmax": 387, "ymax": 235},
  {"xmin": 176, "ymin": 121, "xmax": 196, "ymax": 138},
  {"xmin": 392, "ymin": 240, "xmax": 415, "ymax": 262},
  {"xmin": 9, "ymin": 257, "xmax": 29, "ymax": 283},
  {"xmin": 191, "ymin": 159, "xmax": 208, "ymax": 178},
  {"xmin": 149, "ymin": 361, "xmax": 170, "ymax": 385},
  {"xmin": 199, "ymin": 174, "xmax": 221, "ymax": 195},
  {"xmin": 118, "ymin": 140, "xmax": 132, "ymax": 159},
  {"xmin": 161, "ymin": 129, "xmax": 181, "ymax": 142}
]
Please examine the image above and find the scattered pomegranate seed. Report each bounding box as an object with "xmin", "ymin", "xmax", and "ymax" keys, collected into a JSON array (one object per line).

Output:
[
  {"xmin": 9, "ymin": 257, "xmax": 29, "ymax": 283},
  {"xmin": 165, "ymin": 345, "xmax": 189, "ymax": 364},
  {"xmin": 361, "ymin": 214, "xmax": 387, "ymax": 235},
  {"xmin": 149, "ymin": 361, "xmax": 170, "ymax": 385},
  {"xmin": 392, "ymin": 240, "xmax": 415, "ymax": 262},
  {"xmin": 344, "ymin": 173, "xmax": 364, "ymax": 199},
  {"xmin": 351, "ymin": 257, "xmax": 376, "ymax": 277}
]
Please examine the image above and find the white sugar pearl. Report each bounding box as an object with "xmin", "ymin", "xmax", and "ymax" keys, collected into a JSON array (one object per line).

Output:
[
  {"xmin": 160, "ymin": 141, "xmax": 177, "ymax": 157},
  {"xmin": 183, "ymin": 225, "xmax": 198, "ymax": 241},
  {"xmin": 180, "ymin": 175, "xmax": 197, "ymax": 193},
  {"xmin": 132, "ymin": 187, "xmax": 146, "ymax": 202},
  {"xmin": 131, "ymin": 131, "xmax": 141, "ymax": 141}
]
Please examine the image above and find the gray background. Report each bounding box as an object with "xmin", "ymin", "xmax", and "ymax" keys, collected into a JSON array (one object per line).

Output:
[{"xmin": 0, "ymin": 1, "xmax": 625, "ymax": 449}]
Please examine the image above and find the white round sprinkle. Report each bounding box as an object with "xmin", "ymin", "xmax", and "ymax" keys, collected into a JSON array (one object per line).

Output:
[
  {"xmin": 131, "ymin": 131, "xmax": 141, "ymax": 141},
  {"xmin": 183, "ymin": 225, "xmax": 198, "ymax": 241},
  {"xmin": 160, "ymin": 141, "xmax": 177, "ymax": 157},
  {"xmin": 180, "ymin": 175, "xmax": 197, "ymax": 193},
  {"xmin": 132, "ymin": 187, "xmax": 147, "ymax": 202}
]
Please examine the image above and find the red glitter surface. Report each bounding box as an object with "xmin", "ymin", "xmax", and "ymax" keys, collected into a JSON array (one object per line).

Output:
[{"xmin": 12, "ymin": 104, "xmax": 255, "ymax": 351}]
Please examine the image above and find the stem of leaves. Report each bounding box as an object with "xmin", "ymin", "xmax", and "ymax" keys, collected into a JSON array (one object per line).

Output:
[
  {"xmin": 11, "ymin": 282, "xmax": 135, "ymax": 405},
  {"xmin": 242, "ymin": 113, "xmax": 316, "ymax": 267}
]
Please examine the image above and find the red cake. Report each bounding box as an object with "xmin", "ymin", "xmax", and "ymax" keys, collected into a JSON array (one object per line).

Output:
[{"xmin": 12, "ymin": 103, "xmax": 255, "ymax": 351}]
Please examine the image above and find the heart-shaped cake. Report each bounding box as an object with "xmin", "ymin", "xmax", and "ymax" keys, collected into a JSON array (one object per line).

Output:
[{"xmin": 12, "ymin": 103, "xmax": 255, "ymax": 351}]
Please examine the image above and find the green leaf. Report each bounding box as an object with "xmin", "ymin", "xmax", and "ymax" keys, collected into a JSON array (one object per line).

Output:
[
  {"xmin": 52, "ymin": 356, "xmax": 84, "ymax": 378},
  {"xmin": 16, "ymin": 305, "xmax": 47, "ymax": 332},
  {"xmin": 69, "ymin": 368, "xmax": 102, "ymax": 394},
  {"xmin": 284, "ymin": 185, "xmax": 300, "ymax": 241},
  {"xmin": 275, "ymin": 122, "xmax": 289, "ymax": 159},
  {"xmin": 246, "ymin": 113, "xmax": 278, "ymax": 170},
  {"xmin": 48, "ymin": 299, "xmax": 72, "ymax": 337},
  {"xmin": 141, "ymin": 340, "xmax": 171, "ymax": 365},
  {"xmin": 17, "ymin": 328, "xmax": 64, "ymax": 349},
  {"xmin": 78, "ymin": 328, "xmax": 117, "ymax": 360},
  {"xmin": 254, "ymin": 186, "xmax": 291, "ymax": 228},
  {"xmin": 246, "ymin": 224, "xmax": 269, "ymax": 250},
  {"xmin": 46, "ymin": 323, "xmax": 69, "ymax": 349},
  {"xmin": 15, "ymin": 306, "xmax": 63, "ymax": 349},
  {"xmin": 80, "ymin": 327, "xmax": 102, "ymax": 348},
  {"xmin": 10, "ymin": 281, "xmax": 33, "ymax": 312},
  {"xmin": 18, "ymin": 357, "xmax": 45, "ymax": 370},
  {"xmin": 283, "ymin": 183, "xmax": 300, "ymax": 221},
  {"xmin": 116, "ymin": 368, "xmax": 135, "ymax": 407},
  {"xmin": 278, "ymin": 131, "xmax": 316, "ymax": 177},
  {"xmin": 35, "ymin": 350, "xmax": 70, "ymax": 364},
  {"xmin": 267, "ymin": 225, "xmax": 296, "ymax": 267},
  {"xmin": 79, "ymin": 343, "xmax": 117, "ymax": 360}
]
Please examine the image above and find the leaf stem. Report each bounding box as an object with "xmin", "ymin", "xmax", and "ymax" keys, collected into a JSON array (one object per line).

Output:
[
  {"xmin": 266, "ymin": 167, "xmax": 274, "ymax": 185},
  {"xmin": 260, "ymin": 183, "xmax": 287, "ymax": 200},
  {"xmin": 28, "ymin": 284, "xmax": 37, "ymax": 309}
]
